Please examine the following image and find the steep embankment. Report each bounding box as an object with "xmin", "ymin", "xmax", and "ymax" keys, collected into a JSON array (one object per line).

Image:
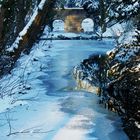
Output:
[
  {"xmin": 106, "ymin": 31, "xmax": 140, "ymax": 140},
  {"xmin": 73, "ymin": 28, "xmax": 140, "ymax": 139}
]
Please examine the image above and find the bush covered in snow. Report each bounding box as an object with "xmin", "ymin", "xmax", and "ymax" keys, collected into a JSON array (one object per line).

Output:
[{"xmin": 73, "ymin": 0, "xmax": 140, "ymax": 139}]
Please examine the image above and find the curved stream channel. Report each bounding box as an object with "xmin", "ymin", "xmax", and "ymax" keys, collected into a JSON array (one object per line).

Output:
[{"xmin": 0, "ymin": 38, "xmax": 129, "ymax": 140}]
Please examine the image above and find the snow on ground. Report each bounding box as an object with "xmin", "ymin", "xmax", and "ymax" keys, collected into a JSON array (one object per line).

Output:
[
  {"xmin": 103, "ymin": 20, "xmax": 137, "ymax": 46},
  {"xmin": 103, "ymin": 22, "xmax": 126, "ymax": 38},
  {"xmin": 40, "ymin": 31, "xmax": 97, "ymax": 40},
  {"xmin": 0, "ymin": 96, "xmax": 27, "ymax": 113},
  {"xmin": 0, "ymin": 26, "xmax": 129, "ymax": 140},
  {"xmin": 52, "ymin": 114, "xmax": 93, "ymax": 140},
  {"xmin": 81, "ymin": 18, "xmax": 94, "ymax": 32},
  {"xmin": 53, "ymin": 20, "xmax": 65, "ymax": 32},
  {"xmin": 49, "ymin": 32, "xmax": 96, "ymax": 38},
  {"xmin": 0, "ymin": 26, "xmax": 50, "ymax": 113}
]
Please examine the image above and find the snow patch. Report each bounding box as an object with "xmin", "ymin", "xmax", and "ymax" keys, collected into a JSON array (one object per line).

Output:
[
  {"xmin": 0, "ymin": 96, "xmax": 27, "ymax": 113},
  {"xmin": 53, "ymin": 115, "xmax": 94, "ymax": 140},
  {"xmin": 53, "ymin": 20, "xmax": 64, "ymax": 32},
  {"xmin": 103, "ymin": 22, "xmax": 125, "ymax": 38},
  {"xmin": 82, "ymin": 18, "xmax": 94, "ymax": 32}
]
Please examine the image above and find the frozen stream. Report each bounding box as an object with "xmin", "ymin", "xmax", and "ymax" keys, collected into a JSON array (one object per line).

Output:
[{"xmin": 0, "ymin": 35, "xmax": 129, "ymax": 139}]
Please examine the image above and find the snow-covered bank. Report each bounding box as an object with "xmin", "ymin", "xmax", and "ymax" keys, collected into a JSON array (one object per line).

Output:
[
  {"xmin": 0, "ymin": 31, "xmax": 48, "ymax": 113},
  {"xmin": 103, "ymin": 22, "xmax": 126, "ymax": 38},
  {"xmin": 73, "ymin": 18, "xmax": 140, "ymax": 140},
  {"xmin": 73, "ymin": 65, "xmax": 99, "ymax": 93},
  {"xmin": 105, "ymin": 24, "xmax": 140, "ymax": 139},
  {"xmin": 41, "ymin": 31, "xmax": 99, "ymax": 40}
]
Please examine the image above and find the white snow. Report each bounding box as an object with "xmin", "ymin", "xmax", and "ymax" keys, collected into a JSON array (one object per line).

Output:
[
  {"xmin": 122, "ymin": 1, "xmax": 139, "ymax": 12},
  {"xmin": 81, "ymin": 18, "xmax": 94, "ymax": 32},
  {"xmin": 38, "ymin": 0, "xmax": 46, "ymax": 10},
  {"xmin": 7, "ymin": 0, "xmax": 47, "ymax": 52},
  {"xmin": 53, "ymin": 20, "xmax": 65, "ymax": 32},
  {"xmin": 53, "ymin": 115, "xmax": 93, "ymax": 140},
  {"xmin": 137, "ymin": 64, "xmax": 140, "ymax": 69},
  {"xmin": 0, "ymin": 96, "xmax": 27, "ymax": 113},
  {"xmin": 135, "ymin": 121, "xmax": 140, "ymax": 129},
  {"xmin": 118, "ymin": 28, "xmax": 136, "ymax": 45},
  {"xmin": 0, "ymin": 34, "xmax": 49, "ymax": 114},
  {"xmin": 41, "ymin": 31, "xmax": 97, "ymax": 40},
  {"xmin": 103, "ymin": 22, "xmax": 125, "ymax": 38}
]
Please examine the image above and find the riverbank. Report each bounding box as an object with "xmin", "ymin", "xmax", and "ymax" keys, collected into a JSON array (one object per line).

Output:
[
  {"xmin": 40, "ymin": 31, "xmax": 116, "ymax": 41},
  {"xmin": 73, "ymin": 50, "xmax": 140, "ymax": 139}
]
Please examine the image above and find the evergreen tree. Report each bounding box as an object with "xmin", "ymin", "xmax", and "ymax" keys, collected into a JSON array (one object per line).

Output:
[
  {"xmin": 66, "ymin": 0, "xmax": 76, "ymax": 7},
  {"xmin": 0, "ymin": 0, "xmax": 40, "ymax": 48},
  {"xmin": 55, "ymin": 0, "xmax": 66, "ymax": 8},
  {"xmin": 99, "ymin": 0, "xmax": 107, "ymax": 34}
]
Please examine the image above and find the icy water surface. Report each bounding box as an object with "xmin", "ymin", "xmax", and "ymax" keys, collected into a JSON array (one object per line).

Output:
[{"xmin": 0, "ymin": 39, "xmax": 129, "ymax": 140}]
